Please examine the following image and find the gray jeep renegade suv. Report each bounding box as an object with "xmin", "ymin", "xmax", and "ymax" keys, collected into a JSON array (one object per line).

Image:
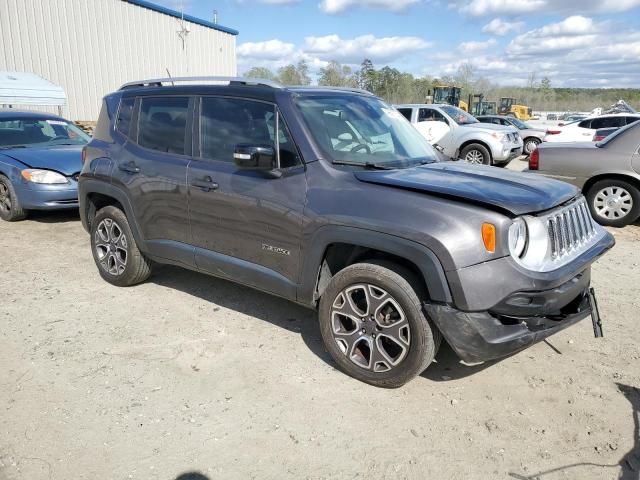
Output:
[{"xmin": 79, "ymin": 77, "xmax": 614, "ymax": 388}]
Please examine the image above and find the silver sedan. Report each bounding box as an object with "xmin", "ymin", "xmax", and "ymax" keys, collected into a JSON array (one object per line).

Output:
[{"xmin": 477, "ymin": 115, "xmax": 546, "ymax": 156}]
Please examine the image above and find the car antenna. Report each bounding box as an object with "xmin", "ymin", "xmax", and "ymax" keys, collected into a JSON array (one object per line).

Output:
[{"xmin": 166, "ymin": 68, "xmax": 174, "ymax": 86}]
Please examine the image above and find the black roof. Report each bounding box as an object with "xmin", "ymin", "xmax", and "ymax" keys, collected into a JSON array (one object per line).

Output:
[{"xmin": 0, "ymin": 110, "xmax": 67, "ymax": 121}]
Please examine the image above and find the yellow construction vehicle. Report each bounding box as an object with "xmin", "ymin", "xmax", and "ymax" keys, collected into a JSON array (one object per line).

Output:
[
  {"xmin": 498, "ymin": 97, "xmax": 531, "ymax": 120},
  {"xmin": 432, "ymin": 86, "xmax": 468, "ymax": 111}
]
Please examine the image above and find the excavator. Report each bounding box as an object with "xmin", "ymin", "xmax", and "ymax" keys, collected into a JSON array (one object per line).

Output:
[
  {"xmin": 431, "ymin": 85, "xmax": 468, "ymax": 111},
  {"xmin": 498, "ymin": 97, "xmax": 532, "ymax": 120}
]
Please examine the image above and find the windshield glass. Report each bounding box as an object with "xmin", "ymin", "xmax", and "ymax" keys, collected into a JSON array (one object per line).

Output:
[
  {"xmin": 509, "ymin": 117, "xmax": 530, "ymax": 129},
  {"xmin": 596, "ymin": 120, "xmax": 639, "ymax": 147},
  {"xmin": 440, "ymin": 105, "xmax": 478, "ymax": 125},
  {"xmin": 0, "ymin": 118, "xmax": 90, "ymax": 148},
  {"xmin": 295, "ymin": 95, "xmax": 439, "ymax": 168}
]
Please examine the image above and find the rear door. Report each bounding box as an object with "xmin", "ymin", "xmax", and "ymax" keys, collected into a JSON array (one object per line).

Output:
[
  {"xmin": 187, "ymin": 96, "xmax": 307, "ymax": 295},
  {"xmin": 111, "ymin": 95, "xmax": 193, "ymax": 262}
]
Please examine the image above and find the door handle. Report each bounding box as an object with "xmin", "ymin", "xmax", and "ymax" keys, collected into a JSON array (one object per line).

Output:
[
  {"xmin": 119, "ymin": 162, "xmax": 140, "ymax": 174},
  {"xmin": 191, "ymin": 176, "xmax": 219, "ymax": 191}
]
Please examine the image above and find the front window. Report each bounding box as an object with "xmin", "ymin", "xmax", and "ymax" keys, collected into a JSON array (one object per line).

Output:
[
  {"xmin": 0, "ymin": 118, "xmax": 90, "ymax": 148},
  {"xmin": 295, "ymin": 95, "xmax": 439, "ymax": 169},
  {"xmin": 439, "ymin": 106, "xmax": 478, "ymax": 125}
]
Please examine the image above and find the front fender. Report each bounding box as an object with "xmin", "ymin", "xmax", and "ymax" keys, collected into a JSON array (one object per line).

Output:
[{"xmin": 297, "ymin": 225, "xmax": 452, "ymax": 306}]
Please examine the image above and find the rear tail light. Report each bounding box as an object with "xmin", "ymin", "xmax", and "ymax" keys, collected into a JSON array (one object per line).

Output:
[
  {"xmin": 81, "ymin": 147, "xmax": 87, "ymax": 164},
  {"xmin": 529, "ymin": 148, "xmax": 539, "ymax": 170},
  {"xmin": 593, "ymin": 134, "xmax": 606, "ymax": 142},
  {"xmin": 546, "ymin": 130, "xmax": 561, "ymax": 135}
]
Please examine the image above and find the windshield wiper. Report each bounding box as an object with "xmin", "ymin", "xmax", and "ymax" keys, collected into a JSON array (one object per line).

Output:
[{"xmin": 333, "ymin": 160, "xmax": 396, "ymax": 170}]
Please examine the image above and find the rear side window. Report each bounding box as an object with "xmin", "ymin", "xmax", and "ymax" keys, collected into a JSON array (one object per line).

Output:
[
  {"xmin": 590, "ymin": 117, "xmax": 625, "ymax": 129},
  {"xmin": 116, "ymin": 97, "xmax": 135, "ymax": 136},
  {"xmin": 578, "ymin": 119, "xmax": 592, "ymax": 128},
  {"xmin": 200, "ymin": 97, "xmax": 301, "ymax": 167},
  {"xmin": 625, "ymin": 116, "xmax": 640, "ymax": 125},
  {"xmin": 138, "ymin": 97, "xmax": 189, "ymax": 154},
  {"xmin": 397, "ymin": 108, "xmax": 412, "ymax": 121}
]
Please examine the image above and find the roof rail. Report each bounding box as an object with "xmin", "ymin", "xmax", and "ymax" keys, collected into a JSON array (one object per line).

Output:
[
  {"xmin": 118, "ymin": 76, "xmax": 283, "ymax": 90},
  {"xmin": 290, "ymin": 86, "xmax": 375, "ymax": 96}
]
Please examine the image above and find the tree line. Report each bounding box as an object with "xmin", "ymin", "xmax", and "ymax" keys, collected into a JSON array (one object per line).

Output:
[{"xmin": 244, "ymin": 60, "xmax": 640, "ymax": 113}]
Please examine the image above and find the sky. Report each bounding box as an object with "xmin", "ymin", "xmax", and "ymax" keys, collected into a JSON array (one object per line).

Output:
[{"xmin": 155, "ymin": 0, "xmax": 640, "ymax": 88}]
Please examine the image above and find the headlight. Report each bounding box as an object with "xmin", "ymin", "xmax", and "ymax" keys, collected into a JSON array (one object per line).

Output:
[
  {"xmin": 21, "ymin": 169, "xmax": 68, "ymax": 184},
  {"xmin": 490, "ymin": 132, "xmax": 506, "ymax": 142},
  {"xmin": 508, "ymin": 218, "xmax": 528, "ymax": 258}
]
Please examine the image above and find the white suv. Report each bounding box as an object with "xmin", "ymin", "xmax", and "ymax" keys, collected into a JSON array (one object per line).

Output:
[
  {"xmin": 544, "ymin": 113, "xmax": 640, "ymax": 143},
  {"xmin": 395, "ymin": 104, "xmax": 523, "ymax": 166}
]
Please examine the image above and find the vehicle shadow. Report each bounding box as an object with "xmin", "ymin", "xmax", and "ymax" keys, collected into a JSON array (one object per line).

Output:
[
  {"xmin": 175, "ymin": 473, "xmax": 210, "ymax": 480},
  {"xmin": 506, "ymin": 382, "xmax": 639, "ymax": 479},
  {"xmin": 150, "ymin": 265, "xmax": 333, "ymax": 366},
  {"xmin": 26, "ymin": 209, "xmax": 80, "ymax": 224},
  {"xmin": 420, "ymin": 341, "xmax": 502, "ymax": 382}
]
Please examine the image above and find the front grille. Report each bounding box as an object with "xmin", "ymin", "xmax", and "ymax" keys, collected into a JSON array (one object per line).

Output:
[{"xmin": 547, "ymin": 198, "xmax": 597, "ymax": 260}]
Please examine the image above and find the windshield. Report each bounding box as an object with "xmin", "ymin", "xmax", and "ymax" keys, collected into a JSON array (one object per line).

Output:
[
  {"xmin": 509, "ymin": 117, "xmax": 530, "ymax": 129},
  {"xmin": 0, "ymin": 118, "xmax": 90, "ymax": 148},
  {"xmin": 440, "ymin": 105, "xmax": 478, "ymax": 125},
  {"xmin": 295, "ymin": 95, "xmax": 439, "ymax": 168},
  {"xmin": 596, "ymin": 120, "xmax": 639, "ymax": 147}
]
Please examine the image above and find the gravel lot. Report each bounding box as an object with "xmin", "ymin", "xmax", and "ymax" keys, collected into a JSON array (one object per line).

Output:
[{"xmin": 1, "ymin": 158, "xmax": 639, "ymax": 480}]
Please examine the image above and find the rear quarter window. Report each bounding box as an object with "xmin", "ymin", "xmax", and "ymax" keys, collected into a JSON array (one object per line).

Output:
[{"xmin": 115, "ymin": 97, "xmax": 135, "ymax": 137}]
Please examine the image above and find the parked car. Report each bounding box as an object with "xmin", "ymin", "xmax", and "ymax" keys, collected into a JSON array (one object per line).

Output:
[
  {"xmin": 547, "ymin": 113, "xmax": 558, "ymax": 121},
  {"xmin": 528, "ymin": 120, "xmax": 640, "ymax": 227},
  {"xmin": 562, "ymin": 114, "xmax": 588, "ymax": 124},
  {"xmin": 592, "ymin": 127, "xmax": 619, "ymax": 142},
  {"xmin": 0, "ymin": 110, "xmax": 90, "ymax": 221},
  {"xmin": 476, "ymin": 115, "xmax": 545, "ymax": 155},
  {"xmin": 545, "ymin": 113, "xmax": 640, "ymax": 143},
  {"xmin": 395, "ymin": 104, "xmax": 523, "ymax": 166},
  {"xmin": 80, "ymin": 77, "xmax": 613, "ymax": 388}
]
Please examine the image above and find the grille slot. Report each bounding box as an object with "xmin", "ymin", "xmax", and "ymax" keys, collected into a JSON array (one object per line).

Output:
[{"xmin": 547, "ymin": 198, "xmax": 596, "ymax": 259}]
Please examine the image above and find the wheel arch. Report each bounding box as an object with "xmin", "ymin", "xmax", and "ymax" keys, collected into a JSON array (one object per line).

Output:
[
  {"xmin": 458, "ymin": 139, "xmax": 493, "ymax": 162},
  {"xmin": 582, "ymin": 173, "xmax": 640, "ymax": 196},
  {"xmin": 299, "ymin": 226, "xmax": 452, "ymax": 308}
]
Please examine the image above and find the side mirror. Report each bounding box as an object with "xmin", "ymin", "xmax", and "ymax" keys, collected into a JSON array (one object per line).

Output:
[{"xmin": 234, "ymin": 144, "xmax": 277, "ymax": 171}]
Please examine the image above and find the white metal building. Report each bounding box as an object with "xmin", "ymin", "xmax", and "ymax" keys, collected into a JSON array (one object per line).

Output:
[{"xmin": 0, "ymin": 0, "xmax": 238, "ymax": 120}]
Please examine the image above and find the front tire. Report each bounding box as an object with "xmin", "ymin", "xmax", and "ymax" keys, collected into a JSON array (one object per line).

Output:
[
  {"xmin": 523, "ymin": 137, "xmax": 541, "ymax": 156},
  {"xmin": 90, "ymin": 206, "xmax": 151, "ymax": 286},
  {"xmin": 0, "ymin": 174, "xmax": 27, "ymax": 222},
  {"xmin": 586, "ymin": 179, "xmax": 640, "ymax": 227},
  {"xmin": 318, "ymin": 260, "xmax": 441, "ymax": 388},
  {"xmin": 461, "ymin": 143, "xmax": 492, "ymax": 166}
]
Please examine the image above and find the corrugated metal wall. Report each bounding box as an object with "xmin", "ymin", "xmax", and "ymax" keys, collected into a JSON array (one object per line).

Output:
[{"xmin": 0, "ymin": 0, "xmax": 237, "ymax": 120}]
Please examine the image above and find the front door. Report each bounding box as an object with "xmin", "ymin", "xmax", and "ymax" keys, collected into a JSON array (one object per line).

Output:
[{"xmin": 187, "ymin": 96, "xmax": 307, "ymax": 295}]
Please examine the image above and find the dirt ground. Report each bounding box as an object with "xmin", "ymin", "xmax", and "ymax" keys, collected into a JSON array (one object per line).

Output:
[{"xmin": 1, "ymin": 160, "xmax": 639, "ymax": 480}]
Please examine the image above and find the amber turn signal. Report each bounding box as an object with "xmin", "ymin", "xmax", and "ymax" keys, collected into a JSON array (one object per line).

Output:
[{"xmin": 482, "ymin": 223, "xmax": 496, "ymax": 253}]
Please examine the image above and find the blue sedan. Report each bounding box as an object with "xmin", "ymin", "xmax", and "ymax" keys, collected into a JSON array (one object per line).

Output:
[{"xmin": 0, "ymin": 111, "xmax": 90, "ymax": 221}]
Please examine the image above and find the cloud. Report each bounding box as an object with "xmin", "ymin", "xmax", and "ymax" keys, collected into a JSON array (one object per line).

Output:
[
  {"xmin": 259, "ymin": 0, "xmax": 299, "ymax": 4},
  {"xmin": 431, "ymin": 16, "xmax": 640, "ymax": 88},
  {"xmin": 455, "ymin": 0, "xmax": 640, "ymax": 16},
  {"xmin": 237, "ymin": 39, "xmax": 296, "ymax": 60},
  {"xmin": 319, "ymin": 0, "xmax": 420, "ymax": 14},
  {"xmin": 458, "ymin": 38, "xmax": 497, "ymax": 54},
  {"xmin": 303, "ymin": 34, "xmax": 431, "ymax": 62},
  {"xmin": 481, "ymin": 18, "xmax": 524, "ymax": 36}
]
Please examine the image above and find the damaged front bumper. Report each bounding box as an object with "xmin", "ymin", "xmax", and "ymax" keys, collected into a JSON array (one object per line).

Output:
[{"xmin": 424, "ymin": 272, "xmax": 600, "ymax": 363}]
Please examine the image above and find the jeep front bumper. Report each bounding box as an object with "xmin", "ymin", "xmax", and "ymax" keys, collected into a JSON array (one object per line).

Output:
[{"xmin": 425, "ymin": 274, "xmax": 596, "ymax": 363}]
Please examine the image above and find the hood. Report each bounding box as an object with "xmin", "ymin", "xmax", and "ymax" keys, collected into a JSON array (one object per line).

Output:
[
  {"xmin": 462, "ymin": 123, "xmax": 516, "ymax": 133},
  {"xmin": 354, "ymin": 162, "xmax": 579, "ymax": 216},
  {"xmin": 0, "ymin": 145, "xmax": 83, "ymax": 176}
]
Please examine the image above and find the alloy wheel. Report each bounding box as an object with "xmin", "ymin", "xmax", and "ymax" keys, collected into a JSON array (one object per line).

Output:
[
  {"xmin": 330, "ymin": 284, "xmax": 410, "ymax": 373},
  {"xmin": 594, "ymin": 186, "xmax": 633, "ymax": 220},
  {"xmin": 464, "ymin": 150, "xmax": 485, "ymax": 164},
  {"xmin": 0, "ymin": 181, "xmax": 12, "ymax": 214},
  {"xmin": 524, "ymin": 139, "xmax": 540, "ymax": 155},
  {"xmin": 94, "ymin": 218, "xmax": 129, "ymax": 276}
]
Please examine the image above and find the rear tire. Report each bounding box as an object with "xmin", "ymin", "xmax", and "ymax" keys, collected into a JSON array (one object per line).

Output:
[
  {"xmin": 0, "ymin": 174, "xmax": 27, "ymax": 222},
  {"xmin": 318, "ymin": 260, "xmax": 441, "ymax": 388},
  {"xmin": 90, "ymin": 206, "xmax": 151, "ymax": 286},
  {"xmin": 461, "ymin": 143, "xmax": 492, "ymax": 166},
  {"xmin": 586, "ymin": 179, "xmax": 640, "ymax": 227}
]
